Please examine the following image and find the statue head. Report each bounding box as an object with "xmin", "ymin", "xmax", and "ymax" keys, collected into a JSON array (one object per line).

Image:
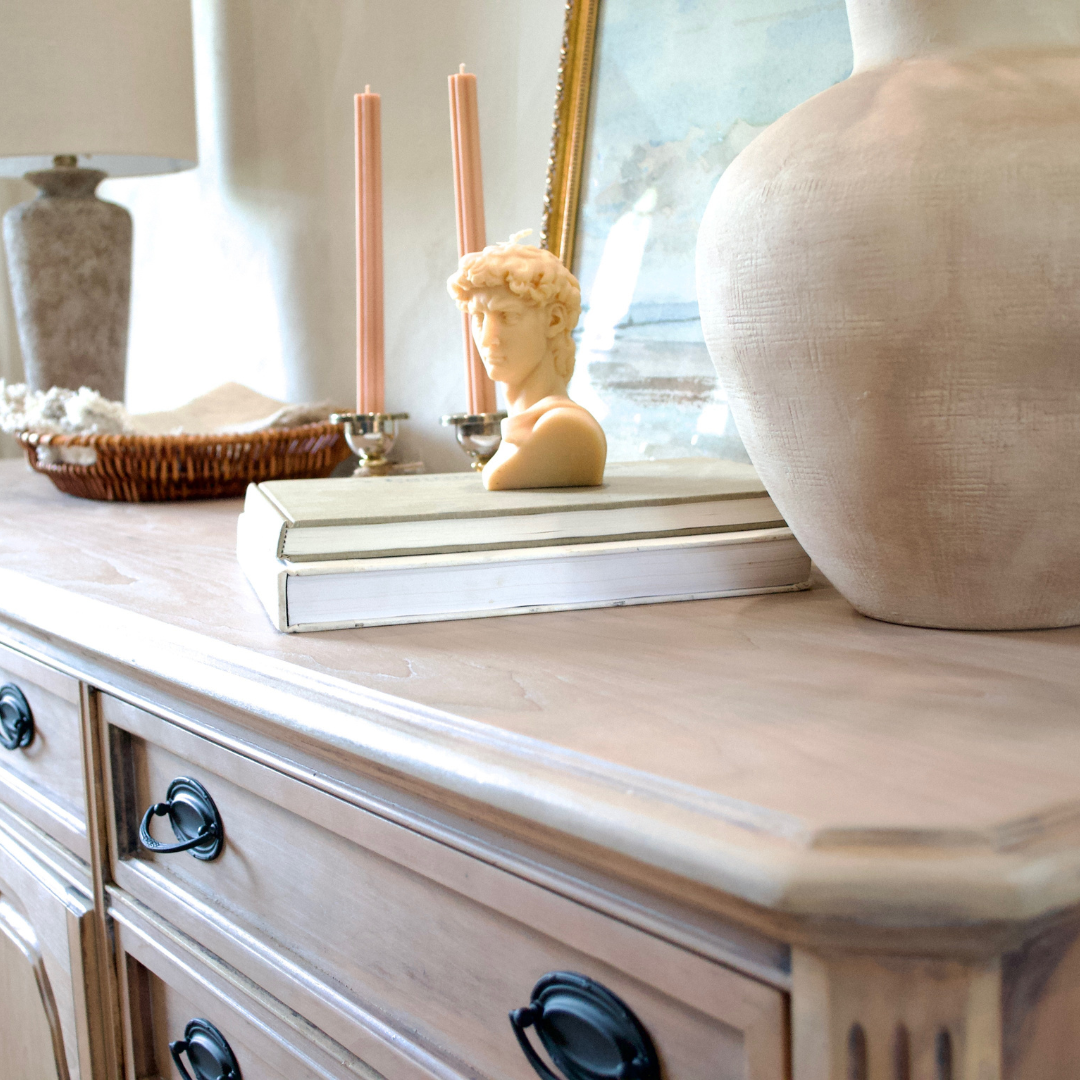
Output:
[{"xmin": 448, "ymin": 237, "xmax": 582, "ymax": 399}]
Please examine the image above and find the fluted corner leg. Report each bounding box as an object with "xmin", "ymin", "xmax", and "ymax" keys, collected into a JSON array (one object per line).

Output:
[{"xmin": 791, "ymin": 948, "xmax": 1001, "ymax": 1080}]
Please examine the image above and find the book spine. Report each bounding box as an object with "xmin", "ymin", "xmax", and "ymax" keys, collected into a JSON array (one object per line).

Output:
[
  {"xmin": 236, "ymin": 511, "xmax": 290, "ymax": 632},
  {"xmin": 242, "ymin": 483, "xmax": 290, "ymax": 560}
]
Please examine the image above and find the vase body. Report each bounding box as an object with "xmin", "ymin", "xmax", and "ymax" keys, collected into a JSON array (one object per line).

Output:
[
  {"xmin": 698, "ymin": 0, "xmax": 1080, "ymax": 629},
  {"xmin": 3, "ymin": 167, "xmax": 132, "ymax": 402}
]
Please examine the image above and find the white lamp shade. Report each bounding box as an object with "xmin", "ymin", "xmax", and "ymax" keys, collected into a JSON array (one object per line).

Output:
[{"xmin": 0, "ymin": 0, "xmax": 197, "ymax": 177}]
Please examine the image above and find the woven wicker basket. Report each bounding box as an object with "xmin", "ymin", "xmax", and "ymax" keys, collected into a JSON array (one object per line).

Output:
[{"xmin": 18, "ymin": 422, "xmax": 350, "ymax": 502}]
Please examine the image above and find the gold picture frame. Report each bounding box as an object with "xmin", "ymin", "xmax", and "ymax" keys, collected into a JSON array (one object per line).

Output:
[
  {"xmin": 544, "ymin": 0, "xmax": 853, "ymax": 464},
  {"xmin": 540, "ymin": 0, "xmax": 601, "ymax": 266}
]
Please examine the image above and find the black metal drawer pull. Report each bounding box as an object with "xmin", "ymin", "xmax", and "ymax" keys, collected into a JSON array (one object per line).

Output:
[
  {"xmin": 0, "ymin": 683, "xmax": 34, "ymax": 750},
  {"xmin": 510, "ymin": 971, "xmax": 661, "ymax": 1080},
  {"xmin": 170, "ymin": 1018, "xmax": 241, "ymax": 1080},
  {"xmin": 138, "ymin": 777, "xmax": 224, "ymax": 861}
]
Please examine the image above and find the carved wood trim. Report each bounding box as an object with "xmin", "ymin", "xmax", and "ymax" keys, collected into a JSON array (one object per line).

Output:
[
  {"xmin": 2, "ymin": 571, "xmax": 1079, "ymax": 951},
  {"xmin": 78, "ymin": 683, "xmax": 122, "ymax": 1080},
  {"xmin": 792, "ymin": 948, "xmax": 1001, "ymax": 1080}
]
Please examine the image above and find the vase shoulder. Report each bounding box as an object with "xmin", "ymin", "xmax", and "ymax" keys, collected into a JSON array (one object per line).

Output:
[
  {"xmin": 697, "ymin": 46, "xmax": 1080, "ymax": 629},
  {"xmin": 845, "ymin": 0, "xmax": 1080, "ymax": 70},
  {"xmin": 722, "ymin": 50, "xmax": 1080, "ymax": 181}
]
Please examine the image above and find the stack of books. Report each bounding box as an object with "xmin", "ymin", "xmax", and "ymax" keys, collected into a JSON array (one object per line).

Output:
[{"xmin": 236, "ymin": 458, "xmax": 811, "ymax": 632}]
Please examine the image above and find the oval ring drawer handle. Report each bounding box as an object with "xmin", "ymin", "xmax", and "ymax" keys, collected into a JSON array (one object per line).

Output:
[
  {"xmin": 0, "ymin": 683, "xmax": 34, "ymax": 751},
  {"xmin": 170, "ymin": 1017, "xmax": 242, "ymax": 1080},
  {"xmin": 138, "ymin": 776, "xmax": 224, "ymax": 861},
  {"xmin": 510, "ymin": 971, "xmax": 660, "ymax": 1080}
]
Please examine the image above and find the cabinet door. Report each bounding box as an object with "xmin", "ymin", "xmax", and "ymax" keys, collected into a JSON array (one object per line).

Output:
[
  {"xmin": 0, "ymin": 825, "xmax": 105, "ymax": 1080},
  {"xmin": 0, "ymin": 896, "xmax": 65, "ymax": 1080}
]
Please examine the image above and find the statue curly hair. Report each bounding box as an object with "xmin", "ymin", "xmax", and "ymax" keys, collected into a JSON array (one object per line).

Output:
[{"xmin": 448, "ymin": 237, "xmax": 582, "ymax": 380}]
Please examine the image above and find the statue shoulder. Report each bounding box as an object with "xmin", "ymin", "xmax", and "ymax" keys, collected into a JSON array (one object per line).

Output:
[
  {"xmin": 531, "ymin": 397, "xmax": 607, "ymax": 459},
  {"xmin": 531, "ymin": 396, "xmax": 604, "ymax": 431},
  {"xmin": 484, "ymin": 395, "xmax": 607, "ymax": 489}
]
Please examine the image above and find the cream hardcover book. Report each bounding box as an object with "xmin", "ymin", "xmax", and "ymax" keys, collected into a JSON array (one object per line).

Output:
[
  {"xmin": 237, "ymin": 459, "xmax": 810, "ymax": 633},
  {"xmin": 246, "ymin": 458, "xmax": 786, "ymax": 562}
]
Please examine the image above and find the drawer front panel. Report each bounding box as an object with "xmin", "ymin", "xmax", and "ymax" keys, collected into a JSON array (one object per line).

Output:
[
  {"xmin": 105, "ymin": 695, "xmax": 786, "ymax": 1080},
  {"xmin": 112, "ymin": 891, "xmax": 373, "ymax": 1080},
  {"xmin": 0, "ymin": 643, "xmax": 87, "ymax": 858}
]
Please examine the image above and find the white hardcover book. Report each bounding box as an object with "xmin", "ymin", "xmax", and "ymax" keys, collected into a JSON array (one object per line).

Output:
[
  {"xmin": 237, "ymin": 511, "xmax": 812, "ymax": 633},
  {"xmin": 246, "ymin": 458, "xmax": 785, "ymax": 563}
]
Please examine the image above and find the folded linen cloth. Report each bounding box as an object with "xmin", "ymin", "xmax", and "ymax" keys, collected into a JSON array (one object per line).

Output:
[
  {"xmin": 1, "ymin": 381, "xmax": 341, "ymax": 465},
  {"xmin": 129, "ymin": 383, "xmax": 339, "ymax": 435}
]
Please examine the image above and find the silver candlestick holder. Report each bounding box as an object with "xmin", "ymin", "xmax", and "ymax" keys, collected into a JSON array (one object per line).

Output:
[
  {"xmin": 441, "ymin": 412, "xmax": 507, "ymax": 471},
  {"xmin": 330, "ymin": 412, "xmax": 422, "ymax": 476}
]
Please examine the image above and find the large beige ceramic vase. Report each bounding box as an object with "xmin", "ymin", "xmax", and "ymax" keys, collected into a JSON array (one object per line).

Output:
[{"xmin": 698, "ymin": 0, "xmax": 1080, "ymax": 629}]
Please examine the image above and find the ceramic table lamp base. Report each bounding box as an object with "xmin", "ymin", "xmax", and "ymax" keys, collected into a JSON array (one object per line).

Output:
[{"xmin": 3, "ymin": 161, "xmax": 132, "ymax": 401}]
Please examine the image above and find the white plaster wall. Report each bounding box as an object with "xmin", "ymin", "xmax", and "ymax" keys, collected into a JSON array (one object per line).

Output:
[{"xmin": 0, "ymin": 1, "xmax": 565, "ymax": 469}]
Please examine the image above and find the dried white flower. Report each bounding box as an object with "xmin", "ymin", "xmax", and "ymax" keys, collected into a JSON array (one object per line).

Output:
[{"xmin": 0, "ymin": 381, "xmax": 133, "ymax": 436}]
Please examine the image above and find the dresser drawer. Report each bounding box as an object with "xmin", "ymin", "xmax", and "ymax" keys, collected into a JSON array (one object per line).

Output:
[
  {"xmin": 0, "ymin": 643, "xmax": 87, "ymax": 858},
  {"xmin": 104, "ymin": 694, "xmax": 786, "ymax": 1080},
  {"xmin": 111, "ymin": 889, "xmax": 370, "ymax": 1080}
]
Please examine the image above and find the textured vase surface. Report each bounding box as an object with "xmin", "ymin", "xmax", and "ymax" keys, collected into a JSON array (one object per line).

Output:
[
  {"xmin": 3, "ymin": 167, "xmax": 132, "ymax": 402},
  {"xmin": 698, "ymin": 0, "xmax": 1080, "ymax": 629}
]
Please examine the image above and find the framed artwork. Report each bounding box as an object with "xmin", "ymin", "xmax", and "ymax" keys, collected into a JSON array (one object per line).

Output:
[{"xmin": 543, "ymin": 0, "xmax": 853, "ymax": 462}]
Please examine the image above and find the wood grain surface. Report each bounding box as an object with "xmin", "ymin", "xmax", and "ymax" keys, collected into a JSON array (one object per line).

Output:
[{"xmin": 3, "ymin": 463, "xmax": 1080, "ymax": 931}]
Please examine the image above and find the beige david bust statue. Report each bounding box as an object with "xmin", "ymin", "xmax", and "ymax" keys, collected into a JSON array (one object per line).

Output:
[{"xmin": 448, "ymin": 238, "xmax": 606, "ymax": 490}]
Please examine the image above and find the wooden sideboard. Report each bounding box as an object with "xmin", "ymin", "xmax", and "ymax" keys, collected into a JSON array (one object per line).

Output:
[{"xmin": 1, "ymin": 460, "xmax": 1080, "ymax": 1080}]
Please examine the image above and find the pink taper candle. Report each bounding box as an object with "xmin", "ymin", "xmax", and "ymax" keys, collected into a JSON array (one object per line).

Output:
[
  {"xmin": 356, "ymin": 86, "xmax": 385, "ymax": 413},
  {"xmin": 448, "ymin": 64, "xmax": 497, "ymax": 415}
]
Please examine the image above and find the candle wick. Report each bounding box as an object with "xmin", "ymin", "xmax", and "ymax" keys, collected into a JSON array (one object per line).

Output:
[
  {"xmin": 459, "ymin": 63, "xmax": 466, "ymax": 74},
  {"xmin": 365, "ymin": 84, "xmax": 371, "ymax": 93}
]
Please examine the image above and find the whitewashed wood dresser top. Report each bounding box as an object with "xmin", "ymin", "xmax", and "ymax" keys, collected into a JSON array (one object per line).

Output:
[{"xmin": 0, "ymin": 461, "xmax": 1078, "ymax": 1080}]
